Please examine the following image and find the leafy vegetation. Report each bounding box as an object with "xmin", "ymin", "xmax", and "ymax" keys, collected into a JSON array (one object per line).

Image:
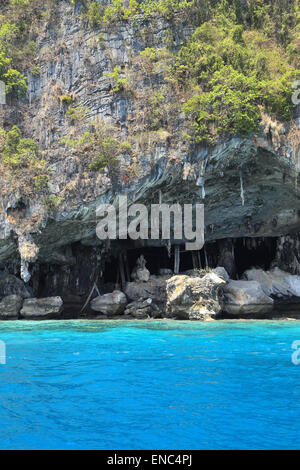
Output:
[
  {"xmin": 60, "ymin": 95, "xmax": 73, "ymax": 105},
  {"xmin": 59, "ymin": 118, "xmax": 130, "ymax": 174},
  {"xmin": 103, "ymin": 66, "xmax": 129, "ymax": 93},
  {"xmin": 34, "ymin": 174, "xmax": 49, "ymax": 193},
  {"xmin": 175, "ymin": 13, "xmax": 299, "ymax": 142},
  {"xmin": 89, "ymin": 136, "xmax": 120, "ymax": 171},
  {"xmin": 66, "ymin": 104, "xmax": 90, "ymax": 122},
  {"xmin": 0, "ymin": 0, "xmax": 58, "ymax": 99},
  {"xmin": 0, "ymin": 20, "xmax": 27, "ymax": 97},
  {"xmin": 0, "ymin": 125, "xmax": 42, "ymax": 170},
  {"xmin": 41, "ymin": 194, "xmax": 65, "ymax": 212},
  {"xmin": 83, "ymin": 0, "xmax": 196, "ymax": 26},
  {"xmin": 0, "ymin": 0, "xmax": 298, "ymax": 204}
]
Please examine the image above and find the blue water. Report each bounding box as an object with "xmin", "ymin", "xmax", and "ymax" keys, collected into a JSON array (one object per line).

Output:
[{"xmin": 0, "ymin": 320, "xmax": 299, "ymax": 450}]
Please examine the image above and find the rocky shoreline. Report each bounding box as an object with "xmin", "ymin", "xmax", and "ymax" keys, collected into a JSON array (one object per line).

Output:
[{"xmin": 1, "ymin": 262, "xmax": 300, "ymax": 321}]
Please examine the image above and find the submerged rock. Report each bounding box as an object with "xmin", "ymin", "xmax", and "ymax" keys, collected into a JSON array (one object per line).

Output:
[
  {"xmin": 166, "ymin": 270, "xmax": 227, "ymax": 320},
  {"xmin": 243, "ymin": 267, "xmax": 300, "ymax": 298},
  {"xmin": 20, "ymin": 297, "xmax": 63, "ymax": 319},
  {"xmin": 0, "ymin": 295, "xmax": 23, "ymax": 319},
  {"xmin": 90, "ymin": 290, "xmax": 127, "ymax": 316},
  {"xmin": 222, "ymin": 280, "xmax": 273, "ymax": 316},
  {"xmin": 0, "ymin": 274, "xmax": 31, "ymax": 299}
]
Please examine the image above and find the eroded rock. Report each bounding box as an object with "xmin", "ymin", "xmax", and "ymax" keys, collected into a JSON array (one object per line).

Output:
[
  {"xmin": 243, "ymin": 267, "xmax": 300, "ymax": 298},
  {"xmin": 0, "ymin": 295, "xmax": 23, "ymax": 319},
  {"xmin": 166, "ymin": 270, "xmax": 227, "ymax": 320},
  {"xmin": 222, "ymin": 280, "xmax": 274, "ymax": 316},
  {"xmin": 125, "ymin": 277, "xmax": 168, "ymax": 308},
  {"xmin": 90, "ymin": 290, "xmax": 127, "ymax": 316},
  {"xmin": 20, "ymin": 297, "xmax": 63, "ymax": 319},
  {"xmin": 124, "ymin": 298, "xmax": 161, "ymax": 319}
]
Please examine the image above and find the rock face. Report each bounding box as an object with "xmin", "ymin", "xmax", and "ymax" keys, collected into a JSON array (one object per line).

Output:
[
  {"xmin": 90, "ymin": 290, "xmax": 127, "ymax": 316},
  {"xmin": 0, "ymin": 295, "xmax": 23, "ymax": 319},
  {"xmin": 166, "ymin": 270, "xmax": 227, "ymax": 320},
  {"xmin": 243, "ymin": 268, "xmax": 300, "ymax": 298},
  {"xmin": 0, "ymin": 274, "xmax": 31, "ymax": 299},
  {"xmin": 222, "ymin": 280, "xmax": 274, "ymax": 316},
  {"xmin": 217, "ymin": 239, "xmax": 236, "ymax": 278},
  {"xmin": 124, "ymin": 298, "xmax": 161, "ymax": 319},
  {"xmin": 20, "ymin": 297, "xmax": 63, "ymax": 319},
  {"xmin": 0, "ymin": 3, "xmax": 298, "ymax": 314}
]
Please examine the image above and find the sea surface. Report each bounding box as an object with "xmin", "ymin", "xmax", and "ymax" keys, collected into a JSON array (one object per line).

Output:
[{"xmin": 0, "ymin": 319, "xmax": 299, "ymax": 450}]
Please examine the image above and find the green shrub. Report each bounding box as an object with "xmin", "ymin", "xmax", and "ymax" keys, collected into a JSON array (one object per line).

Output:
[
  {"xmin": 104, "ymin": 66, "xmax": 128, "ymax": 93},
  {"xmin": 183, "ymin": 67, "xmax": 262, "ymax": 142},
  {"xmin": 41, "ymin": 194, "xmax": 65, "ymax": 212},
  {"xmin": 1, "ymin": 125, "xmax": 41, "ymax": 169},
  {"xmin": 66, "ymin": 104, "xmax": 89, "ymax": 122},
  {"xmin": 32, "ymin": 66, "xmax": 40, "ymax": 76},
  {"xmin": 34, "ymin": 174, "xmax": 49, "ymax": 193},
  {"xmin": 89, "ymin": 137, "xmax": 120, "ymax": 171},
  {"xmin": 175, "ymin": 9, "xmax": 300, "ymax": 142},
  {"xmin": 2, "ymin": 68, "xmax": 26, "ymax": 96},
  {"xmin": 120, "ymin": 141, "xmax": 132, "ymax": 151},
  {"xmin": 86, "ymin": 2, "xmax": 103, "ymax": 27},
  {"xmin": 60, "ymin": 95, "xmax": 73, "ymax": 105}
]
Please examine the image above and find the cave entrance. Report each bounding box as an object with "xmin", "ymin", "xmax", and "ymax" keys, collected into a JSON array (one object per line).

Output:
[
  {"xmin": 103, "ymin": 244, "xmax": 210, "ymax": 283},
  {"xmin": 234, "ymin": 237, "xmax": 277, "ymax": 277},
  {"xmin": 103, "ymin": 246, "xmax": 174, "ymax": 283}
]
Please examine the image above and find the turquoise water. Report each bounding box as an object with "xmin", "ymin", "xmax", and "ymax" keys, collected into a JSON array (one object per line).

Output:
[{"xmin": 0, "ymin": 319, "xmax": 299, "ymax": 450}]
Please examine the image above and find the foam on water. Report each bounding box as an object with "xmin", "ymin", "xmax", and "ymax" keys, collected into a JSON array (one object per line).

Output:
[{"xmin": 0, "ymin": 319, "xmax": 299, "ymax": 450}]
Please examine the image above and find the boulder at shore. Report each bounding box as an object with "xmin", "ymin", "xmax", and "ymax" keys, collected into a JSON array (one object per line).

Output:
[
  {"xmin": 243, "ymin": 267, "xmax": 300, "ymax": 298},
  {"xmin": 124, "ymin": 298, "xmax": 161, "ymax": 319},
  {"xmin": 20, "ymin": 297, "xmax": 63, "ymax": 319},
  {"xmin": 222, "ymin": 280, "xmax": 273, "ymax": 316},
  {"xmin": 0, "ymin": 295, "xmax": 23, "ymax": 319},
  {"xmin": 166, "ymin": 269, "xmax": 227, "ymax": 320},
  {"xmin": 125, "ymin": 277, "xmax": 168, "ymax": 308},
  {"xmin": 90, "ymin": 290, "xmax": 127, "ymax": 316}
]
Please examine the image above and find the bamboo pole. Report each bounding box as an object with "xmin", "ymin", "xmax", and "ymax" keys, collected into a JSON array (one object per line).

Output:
[
  {"xmin": 174, "ymin": 245, "xmax": 180, "ymax": 274},
  {"xmin": 119, "ymin": 252, "xmax": 126, "ymax": 289}
]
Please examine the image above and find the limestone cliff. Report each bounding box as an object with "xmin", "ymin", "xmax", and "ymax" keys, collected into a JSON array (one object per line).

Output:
[{"xmin": 0, "ymin": 0, "xmax": 299, "ymax": 306}]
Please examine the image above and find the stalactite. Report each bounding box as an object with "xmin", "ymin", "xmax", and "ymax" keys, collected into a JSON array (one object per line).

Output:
[
  {"xmin": 167, "ymin": 240, "xmax": 171, "ymax": 258},
  {"xmin": 272, "ymin": 234, "xmax": 300, "ymax": 275},
  {"xmin": 204, "ymin": 245, "xmax": 208, "ymax": 268},
  {"xmin": 239, "ymin": 170, "xmax": 245, "ymax": 206},
  {"xmin": 20, "ymin": 259, "xmax": 31, "ymax": 284},
  {"xmin": 196, "ymin": 157, "xmax": 209, "ymax": 200}
]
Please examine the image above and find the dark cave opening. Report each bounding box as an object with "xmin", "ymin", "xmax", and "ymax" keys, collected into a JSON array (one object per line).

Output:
[
  {"xmin": 31, "ymin": 236, "xmax": 279, "ymax": 306},
  {"xmin": 103, "ymin": 243, "xmax": 218, "ymax": 283},
  {"xmin": 103, "ymin": 246, "xmax": 175, "ymax": 283},
  {"xmin": 234, "ymin": 237, "xmax": 277, "ymax": 277}
]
